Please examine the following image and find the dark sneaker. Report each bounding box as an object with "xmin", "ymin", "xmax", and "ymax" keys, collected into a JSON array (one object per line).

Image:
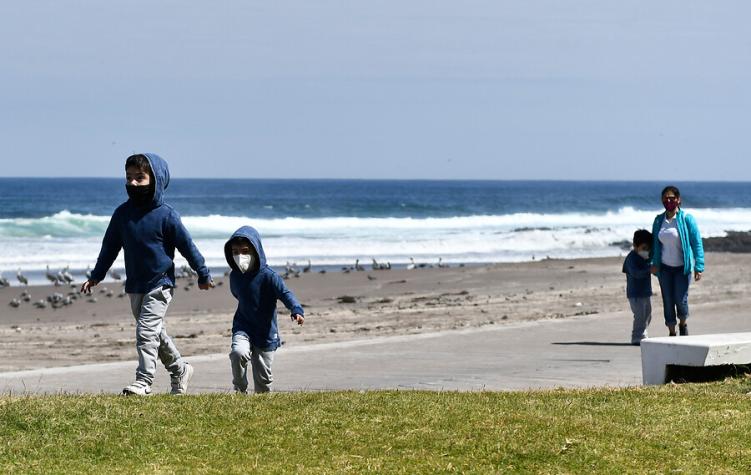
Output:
[{"xmin": 679, "ymin": 325, "xmax": 689, "ymax": 336}]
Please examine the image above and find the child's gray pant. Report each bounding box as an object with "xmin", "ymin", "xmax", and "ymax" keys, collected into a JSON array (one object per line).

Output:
[
  {"xmin": 629, "ymin": 297, "xmax": 652, "ymax": 344},
  {"xmin": 229, "ymin": 331, "xmax": 275, "ymax": 393},
  {"xmin": 128, "ymin": 286, "xmax": 185, "ymax": 385}
]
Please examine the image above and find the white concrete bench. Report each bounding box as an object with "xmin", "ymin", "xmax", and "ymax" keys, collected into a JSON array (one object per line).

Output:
[{"xmin": 640, "ymin": 333, "xmax": 751, "ymax": 385}]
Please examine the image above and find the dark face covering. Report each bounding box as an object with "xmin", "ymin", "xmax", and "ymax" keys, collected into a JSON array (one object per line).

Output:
[{"xmin": 126, "ymin": 184, "xmax": 153, "ymax": 206}]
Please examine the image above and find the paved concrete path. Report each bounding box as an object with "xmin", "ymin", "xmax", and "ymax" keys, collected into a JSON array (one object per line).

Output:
[{"xmin": 2, "ymin": 301, "xmax": 749, "ymax": 394}]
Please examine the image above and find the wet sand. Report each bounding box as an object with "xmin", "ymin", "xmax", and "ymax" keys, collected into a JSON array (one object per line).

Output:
[{"xmin": 1, "ymin": 253, "xmax": 749, "ymax": 372}]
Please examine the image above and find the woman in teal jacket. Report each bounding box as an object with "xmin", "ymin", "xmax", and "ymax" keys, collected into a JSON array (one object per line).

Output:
[{"xmin": 650, "ymin": 186, "xmax": 704, "ymax": 337}]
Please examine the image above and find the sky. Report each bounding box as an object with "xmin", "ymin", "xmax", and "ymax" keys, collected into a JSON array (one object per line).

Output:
[{"xmin": 1, "ymin": 1, "xmax": 749, "ymax": 180}]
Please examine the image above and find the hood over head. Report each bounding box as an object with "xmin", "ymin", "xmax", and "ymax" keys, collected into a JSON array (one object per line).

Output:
[
  {"xmin": 224, "ymin": 226, "xmax": 267, "ymax": 273},
  {"xmin": 139, "ymin": 153, "xmax": 170, "ymax": 207}
]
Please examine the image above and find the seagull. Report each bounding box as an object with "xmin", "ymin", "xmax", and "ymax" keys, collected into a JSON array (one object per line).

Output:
[
  {"xmin": 45, "ymin": 265, "xmax": 58, "ymax": 285},
  {"xmin": 61, "ymin": 266, "xmax": 75, "ymax": 284},
  {"xmin": 9, "ymin": 298, "xmax": 20, "ymax": 308},
  {"xmin": 437, "ymin": 258, "xmax": 449, "ymax": 269},
  {"xmin": 406, "ymin": 257, "xmax": 416, "ymax": 270},
  {"xmin": 0, "ymin": 274, "xmax": 9, "ymax": 288},
  {"xmin": 354, "ymin": 259, "xmax": 364, "ymax": 272},
  {"xmin": 303, "ymin": 260, "xmax": 312, "ymax": 273},
  {"xmin": 16, "ymin": 269, "xmax": 28, "ymax": 286},
  {"xmin": 109, "ymin": 269, "xmax": 122, "ymax": 281},
  {"xmin": 285, "ymin": 262, "xmax": 299, "ymax": 275}
]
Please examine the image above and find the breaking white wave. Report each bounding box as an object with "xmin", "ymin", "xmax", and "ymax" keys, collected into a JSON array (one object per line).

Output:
[{"xmin": 1, "ymin": 207, "xmax": 750, "ymax": 280}]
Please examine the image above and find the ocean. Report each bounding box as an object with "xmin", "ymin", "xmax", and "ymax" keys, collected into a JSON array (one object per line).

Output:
[{"xmin": 1, "ymin": 179, "xmax": 751, "ymax": 285}]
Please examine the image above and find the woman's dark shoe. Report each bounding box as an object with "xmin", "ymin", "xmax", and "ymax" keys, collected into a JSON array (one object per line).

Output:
[{"xmin": 679, "ymin": 324, "xmax": 689, "ymax": 336}]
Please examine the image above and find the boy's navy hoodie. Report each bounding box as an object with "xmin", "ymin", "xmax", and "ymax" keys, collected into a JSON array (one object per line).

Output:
[
  {"xmin": 622, "ymin": 250, "xmax": 653, "ymax": 299},
  {"xmin": 225, "ymin": 226, "xmax": 304, "ymax": 350},
  {"xmin": 91, "ymin": 153, "xmax": 211, "ymax": 293}
]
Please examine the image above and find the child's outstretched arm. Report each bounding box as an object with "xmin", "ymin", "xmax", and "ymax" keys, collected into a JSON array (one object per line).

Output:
[
  {"xmin": 270, "ymin": 272, "xmax": 305, "ymax": 325},
  {"xmin": 83, "ymin": 215, "xmax": 123, "ymax": 293},
  {"xmin": 168, "ymin": 211, "xmax": 213, "ymax": 289}
]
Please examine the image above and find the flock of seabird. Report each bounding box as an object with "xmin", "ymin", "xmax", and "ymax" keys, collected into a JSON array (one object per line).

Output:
[
  {"xmin": 4, "ymin": 258, "xmax": 455, "ymax": 310},
  {"xmin": 3, "ymin": 265, "xmax": 213, "ymax": 311}
]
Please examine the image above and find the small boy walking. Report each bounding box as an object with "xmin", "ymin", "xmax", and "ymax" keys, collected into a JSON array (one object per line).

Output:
[
  {"xmin": 224, "ymin": 226, "xmax": 304, "ymax": 393},
  {"xmin": 622, "ymin": 229, "xmax": 653, "ymax": 345},
  {"xmin": 81, "ymin": 153, "xmax": 213, "ymax": 395}
]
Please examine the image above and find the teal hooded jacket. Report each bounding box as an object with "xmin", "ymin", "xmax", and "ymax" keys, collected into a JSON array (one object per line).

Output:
[{"xmin": 651, "ymin": 209, "xmax": 705, "ymax": 276}]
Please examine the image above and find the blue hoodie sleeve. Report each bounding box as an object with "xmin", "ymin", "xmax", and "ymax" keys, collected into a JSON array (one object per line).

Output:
[
  {"xmin": 270, "ymin": 271, "xmax": 304, "ymax": 315},
  {"xmin": 685, "ymin": 213, "xmax": 705, "ymax": 273},
  {"xmin": 167, "ymin": 209, "xmax": 211, "ymax": 284},
  {"xmin": 623, "ymin": 253, "xmax": 651, "ymax": 279},
  {"xmin": 91, "ymin": 212, "xmax": 123, "ymax": 282}
]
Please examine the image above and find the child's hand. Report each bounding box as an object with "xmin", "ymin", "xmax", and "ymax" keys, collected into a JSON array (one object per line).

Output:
[
  {"xmin": 291, "ymin": 314, "xmax": 304, "ymax": 326},
  {"xmin": 198, "ymin": 279, "xmax": 215, "ymax": 290},
  {"xmin": 80, "ymin": 279, "xmax": 99, "ymax": 294}
]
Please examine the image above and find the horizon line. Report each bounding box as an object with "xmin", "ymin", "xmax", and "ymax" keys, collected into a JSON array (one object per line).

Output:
[{"xmin": 1, "ymin": 176, "xmax": 751, "ymax": 184}]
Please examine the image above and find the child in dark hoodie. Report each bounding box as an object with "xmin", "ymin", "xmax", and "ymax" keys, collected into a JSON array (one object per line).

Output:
[
  {"xmin": 81, "ymin": 154, "xmax": 213, "ymax": 396},
  {"xmin": 225, "ymin": 226, "xmax": 304, "ymax": 393},
  {"xmin": 622, "ymin": 229, "xmax": 653, "ymax": 345}
]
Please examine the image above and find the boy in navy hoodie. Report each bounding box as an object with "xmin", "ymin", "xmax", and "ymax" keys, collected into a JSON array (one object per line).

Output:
[
  {"xmin": 622, "ymin": 229, "xmax": 653, "ymax": 345},
  {"xmin": 81, "ymin": 154, "xmax": 213, "ymax": 395},
  {"xmin": 224, "ymin": 226, "xmax": 304, "ymax": 393}
]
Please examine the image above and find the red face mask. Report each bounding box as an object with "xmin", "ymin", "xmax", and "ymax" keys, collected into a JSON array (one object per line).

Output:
[{"xmin": 664, "ymin": 201, "xmax": 678, "ymax": 212}]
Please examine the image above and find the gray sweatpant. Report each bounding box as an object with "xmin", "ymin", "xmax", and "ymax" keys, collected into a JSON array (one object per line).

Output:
[
  {"xmin": 229, "ymin": 331, "xmax": 275, "ymax": 393},
  {"xmin": 128, "ymin": 286, "xmax": 185, "ymax": 385},
  {"xmin": 628, "ymin": 297, "xmax": 652, "ymax": 344}
]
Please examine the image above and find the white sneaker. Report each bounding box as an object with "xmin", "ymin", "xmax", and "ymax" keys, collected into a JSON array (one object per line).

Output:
[
  {"xmin": 122, "ymin": 380, "xmax": 152, "ymax": 396},
  {"xmin": 170, "ymin": 363, "xmax": 194, "ymax": 395}
]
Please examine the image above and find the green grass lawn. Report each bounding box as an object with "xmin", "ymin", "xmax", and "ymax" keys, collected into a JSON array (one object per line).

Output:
[{"xmin": 3, "ymin": 380, "xmax": 751, "ymax": 474}]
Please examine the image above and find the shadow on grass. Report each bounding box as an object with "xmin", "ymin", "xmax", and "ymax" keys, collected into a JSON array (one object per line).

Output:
[{"xmin": 552, "ymin": 341, "xmax": 635, "ymax": 347}]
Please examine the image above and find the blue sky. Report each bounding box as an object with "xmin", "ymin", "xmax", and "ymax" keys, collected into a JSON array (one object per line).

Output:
[{"xmin": 1, "ymin": 1, "xmax": 749, "ymax": 180}]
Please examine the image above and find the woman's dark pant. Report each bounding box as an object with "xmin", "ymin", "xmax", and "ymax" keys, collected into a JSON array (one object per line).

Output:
[{"xmin": 657, "ymin": 264, "xmax": 690, "ymax": 326}]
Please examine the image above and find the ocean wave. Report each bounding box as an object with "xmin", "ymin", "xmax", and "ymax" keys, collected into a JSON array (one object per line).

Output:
[
  {"xmin": 2, "ymin": 207, "xmax": 751, "ymax": 275},
  {"xmin": 2, "ymin": 207, "xmax": 751, "ymax": 239}
]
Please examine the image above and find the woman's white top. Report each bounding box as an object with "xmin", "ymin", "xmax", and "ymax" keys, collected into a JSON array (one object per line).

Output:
[{"xmin": 659, "ymin": 216, "xmax": 684, "ymax": 267}]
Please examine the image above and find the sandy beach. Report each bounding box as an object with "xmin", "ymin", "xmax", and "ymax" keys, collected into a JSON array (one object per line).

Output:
[{"xmin": 1, "ymin": 252, "xmax": 749, "ymax": 373}]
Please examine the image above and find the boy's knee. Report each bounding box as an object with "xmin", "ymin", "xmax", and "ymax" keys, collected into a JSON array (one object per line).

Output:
[{"xmin": 229, "ymin": 348, "xmax": 250, "ymax": 364}]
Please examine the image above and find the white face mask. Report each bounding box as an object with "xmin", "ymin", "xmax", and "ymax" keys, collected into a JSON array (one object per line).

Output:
[
  {"xmin": 233, "ymin": 253, "xmax": 254, "ymax": 273},
  {"xmin": 637, "ymin": 250, "xmax": 650, "ymax": 260}
]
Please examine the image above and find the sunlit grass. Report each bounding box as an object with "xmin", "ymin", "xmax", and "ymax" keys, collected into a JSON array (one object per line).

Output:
[{"xmin": 3, "ymin": 380, "xmax": 751, "ymax": 473}]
